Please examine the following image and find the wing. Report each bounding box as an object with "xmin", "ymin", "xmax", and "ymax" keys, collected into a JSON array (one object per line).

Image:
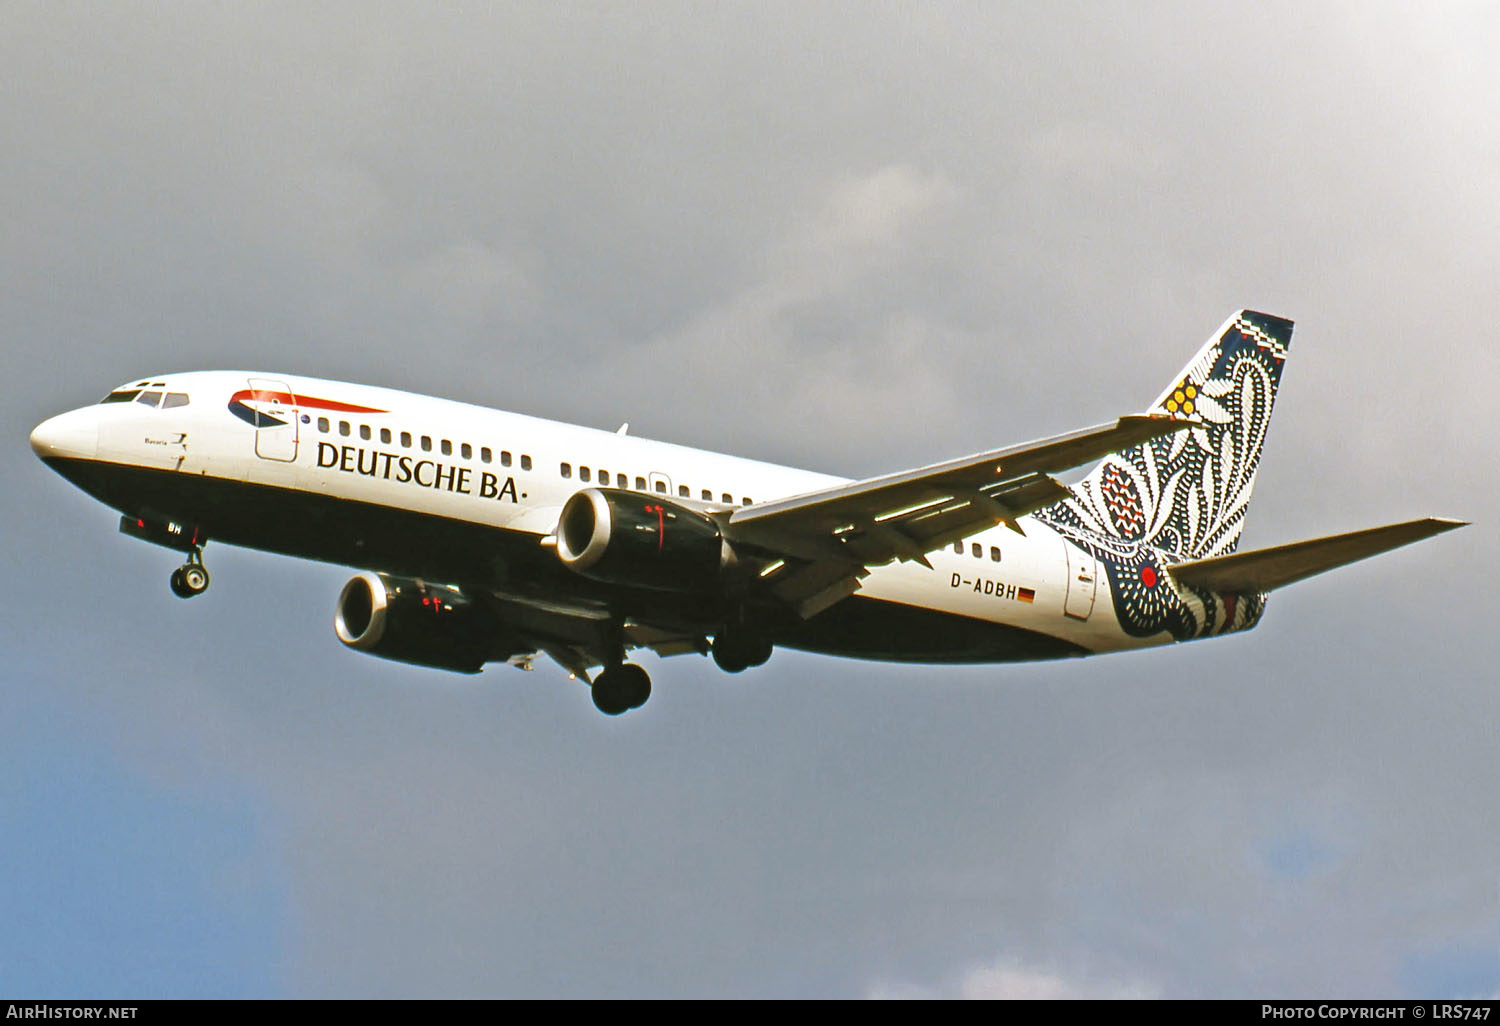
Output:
[
  {"xmin": 725, "ymin": 415, "xmax": 1194, "ymax": 618},
  {"xmin": 1165, "ymin": 517, "xmax": 1468, "ymax": 594}
]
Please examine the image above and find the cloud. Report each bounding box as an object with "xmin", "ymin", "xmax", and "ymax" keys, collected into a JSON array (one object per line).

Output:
[
  {"xmin": 396, "ymin": 241, "xmax": 539, "ymax": 338},
  {"xmin": 870, "ymin": 954, "xmax": 1160, "ymax": 1000},
  {"xmin": 821, "ymin": 166, "xmax": 960, "ymax": 249},
  {"xmin": 577, "ymin": 164, "xmax": 966, "ymax": 466}
]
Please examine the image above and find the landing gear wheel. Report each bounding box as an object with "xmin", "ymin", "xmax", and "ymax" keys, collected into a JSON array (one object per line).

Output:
[
  {"xmin": 591, "ymin": 663, "xmax": 652, "ymax": 715},
  {"xmin": 592, "ymin": 668, "xmax": 631, "ymax": 716},
  {"xmin": 181, "ymin": 564, "xmax": 209, "ymax": 593},
  {"xmin": 712, "ymin": 643, "xmax": 749, "ymax": 674},
  {"xmin": 744, "ymin": 637, "xmax": 772, "ymax": 668},
  {"xmin": 620, "ymin": 663, "xmax": 651, "ymax": 709},
  {"xmin": 170, "ymin": 549, "xmax": 210, "ymax": 599},
  {"xmin": 713, "ymin": 631, "xmax": 772, "ymax": 673}
]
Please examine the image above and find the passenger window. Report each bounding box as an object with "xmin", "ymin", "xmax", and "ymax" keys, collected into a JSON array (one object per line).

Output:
[
  {"xmin": 500, "ymin": 451, "xmax": 511, "ymax": 466},
  {"xmin": 441, "ymin": 439, "xmax": 452, "ymax": 456},
  {"xmin": 702, "ymin": 489, "xmax": 713, "ymax": 501},
  {"xmin": 655, "ymin": 481, "xmax": 668, "ymax": 494},
  {"xmin": 991, "ymin": 546, "xmax": 1002, "ymax": 562},
  {"xmin": 481, "ymin": 447, "xmax": 492, "ymax": 463},
  {"xmin": 162, "ymin": 392, "xmax": 190, "ymax": 409},
  {"xmin": 971, "ymin": 543, "xmax": 982, "ymax": 558},
  {"xmin": 953, "ymin": 542, "xmax": 963, "ymax": 554},
  {"xmin": 521, "ymin": 455, "xmax": 532, "ymax": 471},
  {"xmin": 742, "ymin": 498, "xmax": 752, "ymax": 506},
  {"xmin": 319, "ymin": 417, "xmax": 330, "ymax": 433},
  {"xmin": 636, "ymin": 477, "xmax": 647, "ymax": 491},
  {"xmin": 678, "ymin": 484, "xmax": 689, "ymax": 498},
  {"xmin": 561, "ymin": 463, "xmax": 572, "ymax": 479},
  {"xmin": 337, "ymin": 421, "xmax": 349, "ymax": 436},
  {"xmin": 617, "ymin": 473, "xmax": 628, "ymax": 487},
  {"xmin": 360, "ymin": 424, "xmax": 371, "ymax": 441},
  {"xmin": 580, "ymin": 467, "xmax": 591, "ymax": 482},
  {"xmin": 136, "ymin": 391, "xmax": 162, "ymax": 408},
  {"xmin": 401, "ymin": 431, "xmax": 412, "ymax": 447},
  {"xmin": 598, "ymin": 468, "xmax": 608, "ymax": 485},
  {"xmin": 461, "ymin": 443, "xmax": 472, "ymax": 460},
  {"xmin": 380, "ymin": 428, "xmax": 392, "ymax": 444},
  {"xmin": 420, "ymin": 436, "xmax": 432, "ymax": 452},
  {"xmin": 723, "ymin": 493, "xmax": 733, "ymax": 504}
]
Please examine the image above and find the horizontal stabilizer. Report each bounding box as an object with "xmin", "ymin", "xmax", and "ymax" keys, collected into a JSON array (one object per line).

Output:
[{"xmin": 1165, "ymin": 517, "xmax": 1467, "ymax": 594}]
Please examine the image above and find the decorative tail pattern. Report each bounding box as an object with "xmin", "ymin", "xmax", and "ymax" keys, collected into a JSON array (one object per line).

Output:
[{"xmin": 1033, "ymin": 310, "xmax": 1294, "ymax": 639}]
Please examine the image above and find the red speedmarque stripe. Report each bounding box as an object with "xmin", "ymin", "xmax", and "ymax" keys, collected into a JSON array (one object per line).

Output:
[{"xmin": 228, "ymin": 389, "xmax": 387, "ymax": 414}]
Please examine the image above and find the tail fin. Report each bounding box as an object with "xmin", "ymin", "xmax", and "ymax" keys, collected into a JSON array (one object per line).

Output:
[{"xmin": 1040, "ymin": 310, "xmax": 1294, "ymax": 561}]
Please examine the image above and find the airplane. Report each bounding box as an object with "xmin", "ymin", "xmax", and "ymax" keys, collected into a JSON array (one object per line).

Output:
[{"xmin": 30, "ymin": 310, "xmax": 1465, "ymax": 714}]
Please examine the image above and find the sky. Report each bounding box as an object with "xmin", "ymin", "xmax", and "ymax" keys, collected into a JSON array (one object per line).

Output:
[{"xmin": 2, "ymin": 1, "xmax": 1496, "ymax": 999}]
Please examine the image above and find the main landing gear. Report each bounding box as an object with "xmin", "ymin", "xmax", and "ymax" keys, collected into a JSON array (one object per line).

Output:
[
  {"xmin": 169, "ymin": 547, "xmax": 210, "ymax": 599},
  {"xmin": 591, "ymin": 662, "xmax": 651, "ymax": 716},
  {"xmin": 711, "ymin": 628, "xmax": 772, "ymax": 674}
]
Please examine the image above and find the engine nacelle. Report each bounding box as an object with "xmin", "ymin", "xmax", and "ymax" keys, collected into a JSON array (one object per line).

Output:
[
  {"xmin": 555, "ymin": 488, "xmax": 726, "ymax": 592},
  {"xmin": 334, "ymin": 572, "xmax": 495, "ymax": 673}
]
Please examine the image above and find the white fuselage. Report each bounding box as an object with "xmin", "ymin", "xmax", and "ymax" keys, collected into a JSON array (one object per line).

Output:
[{"xmin": 32, "ymin": 370, "xmax": 1160, "ymax": 665}]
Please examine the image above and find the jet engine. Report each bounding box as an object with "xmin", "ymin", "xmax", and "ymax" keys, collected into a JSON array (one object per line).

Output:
[
  {"xmin": 334, "ymin": 572, "xmax": 501, "ymax": 673},
  {"xmin": 555, "ymin": 488, "xmax": 728, "ymax": 591}
]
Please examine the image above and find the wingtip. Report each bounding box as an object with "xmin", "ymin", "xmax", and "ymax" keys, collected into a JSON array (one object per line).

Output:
[{"xmin": 1427, "ymin": 517, "xmax": 1470, "ymax": 530}]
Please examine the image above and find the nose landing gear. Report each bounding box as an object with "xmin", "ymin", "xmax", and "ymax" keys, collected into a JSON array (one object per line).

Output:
[{"xmin": 169, "ymin": 548, "xmax": 210, "ymax": 599}]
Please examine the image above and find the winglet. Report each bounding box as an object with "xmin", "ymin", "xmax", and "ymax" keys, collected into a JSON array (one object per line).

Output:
[{"xmin": 1166, "ymin": 517, "xmax": 1467, "ymax": 594}]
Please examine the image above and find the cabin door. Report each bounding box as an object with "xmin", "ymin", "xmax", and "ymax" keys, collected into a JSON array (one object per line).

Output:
[{"xmin": 1063, "ymin": 542, "xmax": 1099, "ymax": 621}]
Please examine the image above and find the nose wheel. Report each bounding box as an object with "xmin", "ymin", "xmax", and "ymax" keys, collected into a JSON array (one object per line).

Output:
[{"xmin": 170, "ymin": 548, "xmax": 210, "ymax": 599}]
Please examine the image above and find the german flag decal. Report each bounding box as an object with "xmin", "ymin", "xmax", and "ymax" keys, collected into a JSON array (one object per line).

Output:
[{"xmin": 1017, "ymin": 587, "xmax": 1036, "ymax": 604}]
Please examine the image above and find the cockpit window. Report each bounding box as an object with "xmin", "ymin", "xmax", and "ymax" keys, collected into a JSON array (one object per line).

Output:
[
  {"xmin": 100, "ymin": 390, "xmax": 141, "ymax": 404},
  {"xmin": 135, "ymin": 391, "xmax": 163, "ymax": 408},
  {"xmin": 162, "ymin": 392, "xmax": 190, "ymax": 409}
]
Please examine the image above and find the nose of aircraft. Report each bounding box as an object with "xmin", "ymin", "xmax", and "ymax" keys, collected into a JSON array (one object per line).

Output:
[{"xmin": 30, "ymin": 409, "xmax": 98, "ymax": 462}]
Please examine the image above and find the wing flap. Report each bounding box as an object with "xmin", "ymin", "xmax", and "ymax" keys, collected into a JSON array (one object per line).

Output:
[
  {"xmin": 487, "ymin": 591, "xmax": 709, "ymax": 676},
  {"xmin": 623, "ymin": 621, "xmax": 711, "ymax": 659},
  {"xmin": 1166, "ymin": 517, "xmax": 1467, "ymax": 593},
  {"xmin": 764, "ymin": 560, "xmax": 871, "ymax": 619}
]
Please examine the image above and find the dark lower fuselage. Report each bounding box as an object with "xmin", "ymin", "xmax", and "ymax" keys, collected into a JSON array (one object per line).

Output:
[{"xmin": 43, "ymin": 454, "xmax": 1087, "ymax": 665}]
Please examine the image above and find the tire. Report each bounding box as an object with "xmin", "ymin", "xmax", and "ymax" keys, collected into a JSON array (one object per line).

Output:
[
  {"xmin": 591, "ymin": 670, "xmax": 632, "ymax": 716},
  {"xmin": 621, "ymin": 663, "xmax": 652, "ymax": 709},
  {"xmin": 746, "ymin": 638, "xmax": 773, "ymax": 668},
  {"xmin": 181, "ymin": 564, "xmax": 209, "ymax": 594},
  {"xmin": 713, "ymin": 633, "xmax": 764, "ymax": 674},
  {"xmin": 169, "ymin": 567, "xmax": 193, "ymax": 599}
]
